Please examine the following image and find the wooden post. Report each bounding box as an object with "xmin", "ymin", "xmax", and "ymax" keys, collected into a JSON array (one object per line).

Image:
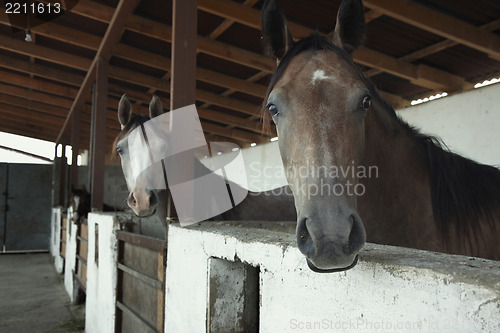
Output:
[
  {"xmin": 171, "ymin": 0, "xmax": 198, "ymax": 110},
  {"xmin": 70, "ymin": 108, "xmax": 80, "ymax": 188},
  {"xmin": 58, "ymin": 142, "xmax": 67, "ymax": 207},
  {"xmin": 169, "ymin": 0, "xmax": 198, "ymax": 221},
  {"xmin": 90, "ymin": 56, "xmax": 108, "ymax": 211}
]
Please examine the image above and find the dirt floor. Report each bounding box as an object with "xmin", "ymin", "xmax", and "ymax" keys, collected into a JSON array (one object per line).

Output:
[{"xmin": 0, "ymin": 253, "xmax": 85, "ymax": 333}]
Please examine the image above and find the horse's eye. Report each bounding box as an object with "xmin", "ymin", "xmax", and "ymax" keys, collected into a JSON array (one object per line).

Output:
[
  {"xmin": 116, "ymin": 146, "xmax": 123, "ymax": 155},
  {"xmin": 362, "ymin": 96, "xmax": 372, "ymax": 110},
  {"xmin": 267, "ymin": 103, "xmax": 279, "ymax": 117}
]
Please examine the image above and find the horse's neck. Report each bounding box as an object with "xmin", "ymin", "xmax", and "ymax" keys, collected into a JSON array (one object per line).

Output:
[{"xmin": 358, "ymin": 102, "xmax": 440, "ymax": 250}]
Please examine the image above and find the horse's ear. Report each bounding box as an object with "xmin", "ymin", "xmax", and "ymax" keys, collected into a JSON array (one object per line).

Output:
[
  {"xmin": 261, "ymin": 0, "xmax": 293, "ymax": 63},
  {"xmin": 149, "ymin": 94, "xmax": 165, "ymax": 118},
  {"xmin": 118, "ymin": 94, "xmax": 132, "ymax": 129},
  {"xmin": 332, "ymin": 0, "xmax": 365, "ymax": 54}
]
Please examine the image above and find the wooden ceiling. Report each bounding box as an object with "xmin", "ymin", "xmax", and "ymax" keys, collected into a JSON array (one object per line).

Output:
[{"xmin": 1, "ymin": 0, "xmax": 500, "ymax": 154}]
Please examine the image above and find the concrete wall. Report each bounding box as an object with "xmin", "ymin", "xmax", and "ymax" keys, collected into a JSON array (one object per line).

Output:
[
  {"xmin": 165, "ymin": 222, "xmax": 500, "ymax": 333},
  {"xmin": 85, "ymin": 212, "xmax": 120, "ymax": 333},
  {"xmin": 63, "ymin": 206, "xmax": 78, "ymax": 303},
  {"xmin": 50, "ymin": 207, "xmax": 64, "ymax": 274}
]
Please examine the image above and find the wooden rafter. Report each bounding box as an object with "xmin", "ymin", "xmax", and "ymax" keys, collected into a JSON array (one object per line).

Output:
[
  {"xmin": 363, "ymin": 0, "xmax": 500, "ymax": 61},
  {"xmin": 56, "ymin": 0, "xmax": 142, "ymax": 144},
  {"xmin": 198, "ymin": 0, "xmax": 471, "ymax": 92}
]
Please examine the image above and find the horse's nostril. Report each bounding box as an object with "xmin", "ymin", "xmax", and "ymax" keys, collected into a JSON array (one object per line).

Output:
[
  {"xmin": 347, "ymin": 214, "xmax": 366, "ymax": 255},
  {"xmin": 128, "ymin": 192, "xmax": 137, "ymax": 207},
  {"xmin": 149, "ymin": 192, "xmax": 158, "ymax": 207},
  {"xmin": 297, "ymin": 218, "xmax": 315, "ymax": 257}
]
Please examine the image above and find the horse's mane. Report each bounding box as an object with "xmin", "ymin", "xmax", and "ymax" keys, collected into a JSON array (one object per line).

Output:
[
  {"xmin": 264, "ymin": 33, "xmax": 500, "ymax": 243},
  {"xmin": 112, "ymin": 113, "xmax": 150, "ymax": 157}
]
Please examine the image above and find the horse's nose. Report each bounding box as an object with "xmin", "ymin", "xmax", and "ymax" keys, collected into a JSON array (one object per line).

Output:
[
  {"xmin": 128, "ymin": 192, "xmax": 151, "ymax": 211},
  {"xmin": 128, "ymin": 190, "xmax": 157, "ymax": 214},
  {"xmin": 296, "ymin": 213, "xmax": 365, "ymax": 271}
]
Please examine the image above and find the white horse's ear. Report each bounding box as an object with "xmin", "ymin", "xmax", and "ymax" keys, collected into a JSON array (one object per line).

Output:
[
  {"xmin": 149, "ymin": 94, "xmax": 165, "ymax": 118},
  {"xmin": 118, "ymin": 94, "xmax": 132, "ymax": 129},
  {"xmin": 332, "ymin": 0, "xmax": 366, "ymax": 54},
  {"xmin": 261, "ymin": 0, "xmax": 293, "ymax": 63}
]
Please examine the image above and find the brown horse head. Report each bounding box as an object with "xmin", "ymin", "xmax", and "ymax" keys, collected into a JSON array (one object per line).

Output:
[
  {"xmin": 114, "ymin": 94, "xmax": 166, "ymax": 218},
  {"xmin": 262, "ymin": 0, "xmax": 370, "ymax": 272}
]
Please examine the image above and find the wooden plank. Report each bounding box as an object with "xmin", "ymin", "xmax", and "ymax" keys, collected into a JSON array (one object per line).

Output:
[
  {"xmin": 157, "ymin": 250, "xmax": 166, "ymax": 332},
  {"xmin": 0, "ymin": 70, "xmax": 79, "ymax": 98},
  {"xmin": 363, "ymin": 0, "xmax": 500, "ymax": 60},
  {"xmin": 81, "ymin": 222, "xmax": 89, "ymax": 240},
  {"xmin": 116, "ymin": 301, "xmax": 157, "ymax": 333},
  {"xmin": 78, "ymin": 242, "xmax": 88, "ymax": 261},
  {"xmin": 76, "ymin": 253, "xmax": 88, "ymax": 265},
  {"xmin": 0, "ymin": 34, "xmax": 91, "ymax": 71},
  {"xmin": 118, "ymin": 263, "xmax": 162, "ymax": 290},
  {"xmin": 198, "ymin": 0, "xmax": 310, "ymax": 38},
  {"xmin": 116, "ymin": 231, "xmax": 166, "ymax": 252},
  {"xmin": 354, "ymin": 48, "xmax": 469, "ymax": 91},
  {"xmin": 365, "ymin": 19, "xmax": 500, "ymax": 79},
  {"xmin": 76, "ymin": 235, "xmax": 88, "ymax": 245}
]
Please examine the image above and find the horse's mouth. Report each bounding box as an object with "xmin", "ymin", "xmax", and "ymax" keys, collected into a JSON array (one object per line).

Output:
[
  {"xmin": 306, "ymin": 255, "xmax": 359, "ymax": 273},
  {"xmin": 135, "ymin": 207, "xmax": 157, "ymax": 218}
]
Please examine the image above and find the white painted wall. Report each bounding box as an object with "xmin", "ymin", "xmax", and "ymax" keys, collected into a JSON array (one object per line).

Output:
[
  {"xmin": 165, "ymin": 223, "xmax": 500, "ymax": 333},
  {"xmin": 50, "ymin": 207, "xmax": 64, "ymax": 274},
  {"xmin": 63, "ymin": 206, "xmax": 78, "ymax": 303},
  {"xmin": 85, "ymin": 212, "xmax": 120, "ymax": 333},
  {"xmin": 397, "ymin": 84, "xmax": 500, "ymax": 166}
]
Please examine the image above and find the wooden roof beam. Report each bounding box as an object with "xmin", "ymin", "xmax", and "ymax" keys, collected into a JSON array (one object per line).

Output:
[
  {"xmin": 363, "ymin": 0, "xmax": 500, "ymax": 60},
  {"xmin": 72, "ymin": 0, "xmax": 468, "ymax": 93},
  {"xmin": 199, "ymin": 0, "xmax": 470, "ymax": 92},
  {"xmin": 0, "ymin": 55, "xmax": 270, "ymax": 139},
  {"xmin": 56, "ymin": 0, "xmax": 141, "ymax": 144},
  {"xmin": 365, "ymin": 18, "xmax": 500, "ymax": 78},
  {"xmin": 0, "ymin": 14, "xmax": 268, "ymax": 99},
  {"xmin": 0, "ymin": 34, "xmax": 263, "ymax": 118},
  {"xmin": 355, "ymin": 48, "xmax": 471, "ymax": 91}
]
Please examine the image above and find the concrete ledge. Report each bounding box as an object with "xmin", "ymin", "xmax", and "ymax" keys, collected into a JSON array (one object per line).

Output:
[{"xmin": 165, "ymin": 222, "xmax": 500, "ymax": 332}]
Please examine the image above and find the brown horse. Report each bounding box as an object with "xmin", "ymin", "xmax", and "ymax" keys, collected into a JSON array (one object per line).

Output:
[
  {"xmin": 113, "ymin": 94, "xmax": 296, "ymax": 228},
  {"xmin": 262, "ymin": 0, "xmax": 500, "ymax": 272}
]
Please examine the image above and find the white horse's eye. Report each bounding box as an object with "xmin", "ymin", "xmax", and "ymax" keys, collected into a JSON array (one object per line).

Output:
[
  {"xmin": 267, "ymin": 103, "xmax": 279, "ymax": 117},
  {"xmin": 116, "ymin": 146, "xmax": 124, "ymax": 155}
]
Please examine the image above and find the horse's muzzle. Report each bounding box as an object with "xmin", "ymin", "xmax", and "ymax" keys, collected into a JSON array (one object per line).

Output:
[
  {"xmin": 128, "ymin": 189, "xmax": 159, "ymax": 217},
  {"xmin": 306, "ymin": 255, "xmax": 359, "ymax": 273},
  {"xmin": 297, "ymin": 214, "xmax": 365, "ymax": 272}
]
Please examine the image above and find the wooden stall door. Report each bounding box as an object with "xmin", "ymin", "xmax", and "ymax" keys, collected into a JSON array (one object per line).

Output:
[
  {"xmin": 60, "ymin": 217, "xmax": 67, "ymax": 259},
  {"xmin": 115, "ymin": 231, "xmax": 167, "ymax": 333},
  {"xmin": 75, "ymin": 221, "xmax": 88, "ymax": 292}
]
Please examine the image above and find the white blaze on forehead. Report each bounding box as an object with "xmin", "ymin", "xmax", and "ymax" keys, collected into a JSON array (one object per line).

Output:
[{"xmin": 311, "ymin": 69, "xmax": 329, "ymax": 84}]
